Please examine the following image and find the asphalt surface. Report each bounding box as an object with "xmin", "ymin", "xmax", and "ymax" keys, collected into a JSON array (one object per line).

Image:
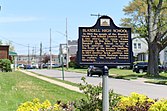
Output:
[{"xmin": 30, "ymin": 69, "xmax": 167, "ymax": 99}]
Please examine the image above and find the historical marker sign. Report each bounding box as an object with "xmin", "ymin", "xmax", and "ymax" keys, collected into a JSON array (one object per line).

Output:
[{"xmin": 77, "ymin": 16, "xmax": 133, "ymax": 67}]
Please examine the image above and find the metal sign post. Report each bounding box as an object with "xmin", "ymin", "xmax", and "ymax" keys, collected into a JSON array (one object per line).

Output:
[{"xmin": 102, "ymin": 66, "xmax": 109, "ymax": 111}]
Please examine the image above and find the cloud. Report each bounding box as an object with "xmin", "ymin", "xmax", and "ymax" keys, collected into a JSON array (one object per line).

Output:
[{"xmin": 0, "ymin": 16, "xmax": 39, "ymax": 23}]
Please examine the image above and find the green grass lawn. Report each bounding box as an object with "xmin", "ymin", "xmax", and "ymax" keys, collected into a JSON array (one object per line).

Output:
[
  {"xmin": 0, "ymin": 71, "xmax": 84, "ymax": 111},
  {"xmin": 56, "ymin": 67, "xmax": 87, "ymax": 74},
  {"xmin": 56, "ymin": 67, "xmax": 145, "ymax": 80},
  {"xmin": 108, "ymin": 68, "xmax": 145, "ymax": 80},
  {"xmin": 56, "ymin": 67, "xmax": 167, "ymax": 84},
  {"xmin": 109, "ymin": 68, "xmax": 136, "ymax": 75},
  {"xmin": 31, "ymin": 71, "xmax": 80, "ymax": 87}
]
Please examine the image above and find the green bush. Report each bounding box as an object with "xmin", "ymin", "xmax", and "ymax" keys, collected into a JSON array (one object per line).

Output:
[
  {"xmin": 0, "ymin": 59, "xmax": 12, "ymax": 72},
  {"xmin": 149, "ymin": 99, "xmax": 167, "ymax": 111},
  {"xmin": 69, "ymin": 61, "xmax": 78, "ymax": 68},
  {"xmin": 17, "ymin": 98, "xmax": 75, "ymax": 111},
  {"xmin": 75, "ymin": 77, "xmax": 120, "ymax": 111},
  {"xmin": 114, "ymin": 92, "xmax": 154, "ymax": 111}
]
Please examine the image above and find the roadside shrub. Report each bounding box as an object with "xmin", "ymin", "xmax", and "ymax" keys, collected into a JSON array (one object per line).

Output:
[
  {"xmin": 114, "ymin": 92, "xmax": 154, "ymax": 111},
  {"xmin": 69, "ymin": 61, "xmax": 78, "ymax": 68},
  {"xmin": 75, "ymin": 77, "xmax": 120, "ymax": 111},
  {"xmin": 17, "ymin": 98, "xmax": 75, "ymax": 111},
  {"xmin": 149, "ymin": 99, "xmax": 167, "ymax": 111},
  {"xmin": 0, "ymin": 59, "xmax": 12, "ymax": 72}
]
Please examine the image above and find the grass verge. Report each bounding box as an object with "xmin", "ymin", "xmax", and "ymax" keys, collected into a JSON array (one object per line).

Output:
[
  {"xmin": 144, "ymin": 73, "xmax": 167, "ymax": 85},
  {"xmin": 0, "ymin": 71, "xmax": 84, "ymax": 111},
  {"xmin": 55, "ymin": 67, "xmax": 87, "ymax": 74},
  {"xmin": 109, "ymin": 68, "xmax": 145, "ymax": 80},
  {"xmin": 56, "ymin": 67, "xmax": 167, "ymax": 85},
  {"xmin": 29, "ymin": 71, "xmax": 80, "ymax": 87}
]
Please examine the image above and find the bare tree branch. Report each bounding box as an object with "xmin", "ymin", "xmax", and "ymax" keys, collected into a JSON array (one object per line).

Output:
[
  {"xmin": 162, "ymin": 39, "xmax": 167, "ymax": 51},
  {"xmin": 154, "ymin": 0, "xmax": 163, "ymax": 26},
  {"xmin": 161, "ymin": 30, "xmax": 167, "ymax": 41},
  {"xmin": 162, "ymin": 30, "xmax": 167, "ymax": 39},
  {"xmin": 160, "ymin": 30, "xmax": 167, "ymax": 50}
]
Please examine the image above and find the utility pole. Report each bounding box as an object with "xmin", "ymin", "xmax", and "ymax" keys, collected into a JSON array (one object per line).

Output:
[
  {"xmin": 60, "ymin": 44, "xmax": 65, "ymax": 80},
  {"xmin": 40, "ymin": 42, "xmax": 42, "ymax": 69},
  {"xmin": 34, "ymin": 46, "xmax": 36, "ymax": 64},
  {"xmin": 32, "ymin": 47, "xmax": 34, "ymax": 63},
  {"xmin": 66, "ymin": 18, "xmax": 69, "ymax": 69},
  {"xmin": 28, "ymin": 44, "xmax": 30, "ymax": 65},
  {"xmin": 50, "ymin": 28, "xmax": 52, "ymax": 69}
]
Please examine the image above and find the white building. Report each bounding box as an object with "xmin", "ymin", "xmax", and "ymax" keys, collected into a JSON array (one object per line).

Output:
[
  {"xmin": 132, "ymin": 34, "xmax": 148, "ymax": 61},
  {"xmin": 160, "ymin": 47, "xmax": 167, "ymax": 66},
  {"xmin": 132, "ymin": 34, "xmax": 167, "ymax": 65}
]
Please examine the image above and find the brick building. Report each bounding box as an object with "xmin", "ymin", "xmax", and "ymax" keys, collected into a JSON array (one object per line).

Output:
[{"xmin": 0, "ymin": 45, "xmax": 9, "ymax": 59}]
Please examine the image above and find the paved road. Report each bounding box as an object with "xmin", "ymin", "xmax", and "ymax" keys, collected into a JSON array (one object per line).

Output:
[{"xmin": 30, "ymin": 69, "xmax": 167, "ymax": 99}]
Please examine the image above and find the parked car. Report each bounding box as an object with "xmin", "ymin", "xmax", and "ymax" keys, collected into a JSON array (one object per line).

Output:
[
  {"xmin": 24, "ymin": 65, "xmax": 33, "ymax": 69},
  {"xmin": 87, "ymin": 66, "xmax": 103, "ymax": 77},
  {"xmin": 42, "ymin": 64, "xmax": 49, "ymax": 68},
  {"xmin": 17, "ymin": 64, "xmax": 24, "ymax": 68},
  {"xmin": 52, "ymin": 64, "xmax": 60, "ymax": 68},
  {"xmin": 31, "ymin": 64, "xmax": 39, "ymax": 69},
  {"xmin": 133, "ymin": 62, "xmax": 164, "ymax": 73},
  {"xmin": 133, "ymin": 62, "xmax": 148, "ymax": 73}
]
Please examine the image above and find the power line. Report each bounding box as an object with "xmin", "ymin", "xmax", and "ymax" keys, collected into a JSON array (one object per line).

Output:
[
  {"xmin": 0, "ymin": 35, "xmax": 60, "ymax": 55},
  {"xmin": 0, "ymin": 35, "xmax": 34, "ymax": 48},
  {"xmin": 0, "ymin": 35, "xmax": 59, "ymax": 49}
]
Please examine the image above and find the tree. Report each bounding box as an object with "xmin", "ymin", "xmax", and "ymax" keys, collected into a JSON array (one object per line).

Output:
[
  {"xmin": 5, "ymin": 41, "xmax": 15, "ymax": 51},
  {"xmin": 0, "ymin": 40, "xmax": 15, "ymax": 51},
  {"xmin": 42, "ymin": 53, "xmax": 50, "ymax": 64},
  {"xmin": 121, "ymin": 0, "xmax": 167, "ymax": 76}
]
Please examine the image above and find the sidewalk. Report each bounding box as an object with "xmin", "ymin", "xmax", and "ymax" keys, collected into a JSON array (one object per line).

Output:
[{"xmin": 19, "ymin": 70, "xmax": 82, "ymax": 93}]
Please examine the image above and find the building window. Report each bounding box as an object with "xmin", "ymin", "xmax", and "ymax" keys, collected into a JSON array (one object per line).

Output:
[
  {"xmin": 134, "ymin": 43, "xmax": 137, "ymax": 49},
  {"xmin": 138, "ymin": 43, "xmax": 141, "ymax": 49}
]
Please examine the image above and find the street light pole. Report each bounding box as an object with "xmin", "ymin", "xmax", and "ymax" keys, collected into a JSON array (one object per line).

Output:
[
  {"xmin": 28, "ymin": 44, "xmax": 30, "ymax": 65},
  {"xmin": 66, "ymin": 18, "xmax": 69, "ymax": 69},
  {"xmin": 50, "ymin": 28, "xmax": 52, "ymax": 69},
  {"xmin": 40, "ymin": 42, "xmax": 42, "ymax": 69}
]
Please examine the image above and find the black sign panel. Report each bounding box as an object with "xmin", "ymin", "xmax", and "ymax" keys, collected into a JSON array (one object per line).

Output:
[{"xmin": 77, "ymin": 16, "xmax": 133, "ymax": 67}]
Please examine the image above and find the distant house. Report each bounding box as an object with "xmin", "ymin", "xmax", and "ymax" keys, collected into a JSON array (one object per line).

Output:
[
  {"xmin": 132, "ymin": 34, "xmax": 148, "ymax": 61},
  {"xmin": 132, "ymin": 34, "xmax": 167, "ymax": 65},
  {"xmin": 0, "ymin": 45, "xmax": 9, "ymax": 59},
  {"xmin": 159, "ymin": 47, "xmax": 167, "ymax": 66},
  {"xmin": 68, "ymin": 40, "xmax": 78, "ymax": 57},
  {"xmin": 17, "ymin": 54, "xmax": 59, "ymax": 65}
]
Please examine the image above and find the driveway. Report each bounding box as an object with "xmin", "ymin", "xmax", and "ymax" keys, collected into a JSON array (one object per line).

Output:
[{"xmin": 30, "ymin": 69, "xmax": 167, "ymax": 99}]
